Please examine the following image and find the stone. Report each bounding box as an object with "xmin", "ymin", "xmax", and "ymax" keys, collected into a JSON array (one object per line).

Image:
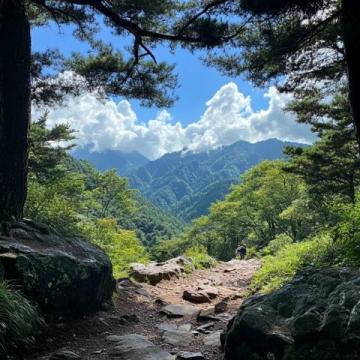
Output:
[
  {"xmin": 0, "ymin": 220, "xmax": 114, "ymax": 320},
  {"xmin": 130, "ymin": 256, "xmax": 194, "ymax": 285},
  {"xmin": 214, "ymin": 299, "xmax": 228, "ymax": 313},
  {"xmin": 50, "ymin": 350, "xmax": 80, "ymax": 359},
  {"xmin": 197, "ymin": 322, "xmax": 215, "ymax": 333},
  {"xmin": 198, "ymin": 285, "xmax": 219, "ymax": 299},
  {"xmin": 223, "ymin": 267, "xmax": 360, "ymax": 360},
  {"xmin": 158, "ymin": 323, "xmax": 193, "ymax": 346},
  {"xmin": 162, "ymin": 328, "xmax": 193, "ymax": 347},
  {"xmin": 161, "ymin": 304, "xmax": 200, "ymax": 318},
  {"xmin": 176, "ymin": 351, "xmax": 205, "ymax": 359},
  {"xmin": 183, "ymin": 289, "xmax": 210, "ymax": 304},
  {"xmin": 108, "ymin": 334, "xmax": 174, "ymax": 360},
  {"xmin": 203, "ymin": 330, "xmax": 222, "ymax": 347}
]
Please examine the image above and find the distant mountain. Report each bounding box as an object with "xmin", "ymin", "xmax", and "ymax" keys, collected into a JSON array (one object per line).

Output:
[
  {"xmin": 72, "ymin": 146, "xmax": 149, "ymax": 176},
  {"xmin": 127, "ymin": 139, "xmax": 306, "ymax": 221}
]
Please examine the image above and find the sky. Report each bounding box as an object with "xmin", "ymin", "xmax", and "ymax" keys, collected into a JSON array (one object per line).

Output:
[{"xmin": 32, "ymin": 23, "xmax": 316, "ymax": 160}]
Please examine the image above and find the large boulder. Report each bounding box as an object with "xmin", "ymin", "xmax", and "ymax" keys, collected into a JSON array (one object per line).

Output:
[
  {"xmin": 223, "ymin": 267, "xmax": 360, "ymax": 360},
  {"xmin": 129, "ymin": 256, "xmax": 194, "ymax": 285},
  {"xmin": 0, "ymin": 220, "xmax": 115, "ymax": 320}
]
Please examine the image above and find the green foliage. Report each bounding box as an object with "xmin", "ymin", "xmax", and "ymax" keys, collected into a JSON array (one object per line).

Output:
[
  {"xmin": 29, "ymin": 112, "xmax": 76, "ymax": 183},
  {"xmin": 179, "ymin": 160, "xmax": 315, "ymax": 261},
  {"xmin": 332, "ymin": 201, "xmax": 360, "ymax": 266},
  {"xmin": 285, "ymin": 90, "xmax": 360, "ymax": 204},
  {"xmin": 0, "ymin": 282, "xmax": 41, "ymax": 357},
  {"xmin": 24, "ymin": 174, "xmax": 86, "ymax": 236},
  {"xmin": 82, "ymin": 218, "xmax": 149, "ymax": 278},
  {"xmin": 262, "ymin": 234, "xmax": 293, "ymax": 256},
  {"xmin": 185, "ymin": 245, "xmax": 217, "ymax": 270},
  {"xmin": 252, "ymin": 233, "xmax": 336, "ymax": 293},
  {"xmin": 150, "ymin": 237, "xmax": 191, "ymax": 262}
]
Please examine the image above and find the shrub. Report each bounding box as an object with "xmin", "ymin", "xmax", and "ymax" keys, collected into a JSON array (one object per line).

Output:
[
  {"xmin": 0, "ymin": 282, "xmax": 41, "ymax": 357},
  {"xmin": 252, "ymin": 232, "xmax": 336, "ymax": 293},
  {"xmin": 185, "ymin": 245, "xmax": 217, "ymax": 269},
  {"xmin": 82, "ymin": 218, "xmax": 149, "ymax": 278},
  {"xmin": 150, "ymin": 237, "xmax": 191, "ymax": 262},
  {"xmin": 262, "ymin": 234, "xmax": 294, "ymax": 256}
]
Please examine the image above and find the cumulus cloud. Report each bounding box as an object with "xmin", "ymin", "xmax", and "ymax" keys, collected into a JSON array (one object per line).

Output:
[{"xmin": 41, "ymin": 82, "xmax": 315, "ymax": 160}]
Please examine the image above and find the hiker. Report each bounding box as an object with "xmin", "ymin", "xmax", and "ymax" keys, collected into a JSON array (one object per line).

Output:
[{"xmin": 235, "ymin": 244, "xmax": 247, "ymax": 259}]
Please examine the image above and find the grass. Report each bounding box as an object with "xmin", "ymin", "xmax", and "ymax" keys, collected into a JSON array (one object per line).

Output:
[
  {"xmin": 185, "ymin": 245, "xmax": 217, "ymax": 270},
  {"xmin": 0, "ymin": 281, "xmax": 42, "ymax": 357},
  {"xmin": 251, "ymin": 233, "xmax": 335, "ymax": 294}
]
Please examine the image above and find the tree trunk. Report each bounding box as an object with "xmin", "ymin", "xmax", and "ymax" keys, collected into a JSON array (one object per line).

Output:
[
  {"xmin": 0, "ymin": 0, "xmax": 31, "ymax": 220},
  {"xmin": 341, "ymin": 0, "xmax": 360, "ymax": 152}
]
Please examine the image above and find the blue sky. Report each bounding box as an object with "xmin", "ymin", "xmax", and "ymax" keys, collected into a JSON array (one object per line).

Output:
[
  {"xmin": 32, "ymin": 23, "xmax": 267, "ymax": 125},
  {"xmin": 32, "ymin": 23, "xmax": 315, "ymax": 159}
]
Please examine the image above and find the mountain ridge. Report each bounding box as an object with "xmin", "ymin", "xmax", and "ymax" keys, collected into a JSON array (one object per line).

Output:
[{"xmin": 127, "ymin": 138, "xmax": 306, "ymax": 221}]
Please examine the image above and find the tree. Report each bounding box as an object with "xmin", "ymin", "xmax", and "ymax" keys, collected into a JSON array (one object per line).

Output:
[
  {"xmin": 209, "ymin": 0, "xmax": 360, "ymax": 150},
  {"xmin": 0, "ymin": 0, "xmax": 235, "ymax": 220},
  {"xmin": 29, "ymin": 112, "xmax": 75, "ymax": 182},
  {"xmin": 284, "ymin": 90, "xmax": 360, "ymax": 204}
]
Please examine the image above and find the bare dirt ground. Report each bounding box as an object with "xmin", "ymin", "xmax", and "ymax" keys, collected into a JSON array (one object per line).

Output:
[{"xmin": 26, "ymin": 259, "xmax": 260, "ymax": 360}]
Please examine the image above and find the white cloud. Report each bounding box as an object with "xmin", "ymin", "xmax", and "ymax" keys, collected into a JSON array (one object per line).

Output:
[{"xmin": 41, "ymin": 81, "xmax": 315, "ymax": 160}]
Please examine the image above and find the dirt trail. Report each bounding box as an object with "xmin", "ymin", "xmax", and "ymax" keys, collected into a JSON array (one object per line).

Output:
[{"xmin": 27, "ymin": 259, "xmax": 260, "ymax": 360}]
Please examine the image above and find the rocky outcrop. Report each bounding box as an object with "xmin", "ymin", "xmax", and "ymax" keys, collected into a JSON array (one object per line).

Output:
[
  {"xmin": 223, "ymin": 267, "xmax": 360, "ymax": 360},
  {"xmin": 0, "ymin": 220, "xmax": 115, "ymax": 320},
  {"xmin": 130, "ymin": 256, "xmax": 194, "ymax": 285}
]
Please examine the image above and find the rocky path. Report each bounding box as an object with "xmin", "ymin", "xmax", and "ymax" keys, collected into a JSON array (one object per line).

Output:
[{"xmin": 26, "ymin": 259, "xmax": 260, "ymax": 360}]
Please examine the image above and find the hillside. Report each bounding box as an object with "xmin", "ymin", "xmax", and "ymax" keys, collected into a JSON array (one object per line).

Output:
[
  {"xmin": 65, "ymin": 156, "xmax": 183, "ymax": 246},
  {"xmin": 128, "ymin": 139, "xmax": 305, "ymax": 221},
  {"xmin": 72, "ymin": 146, "xmax": 149, "ymax": 176}
]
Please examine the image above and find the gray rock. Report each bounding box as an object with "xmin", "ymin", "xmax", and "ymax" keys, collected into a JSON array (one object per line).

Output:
[
  {"xmin": 109, "ymin": 334, "xmax": 174, "ymax": 360},
  {"xmin": 176, "ymin": 351, "xmax": 205, "ymax": 359},
  {"xmin": 203, "ymin": 331, "xmax": 222, "ymax": 347},
  {"xmin": 224, "ymin": 267, "xmax": 360, "ymax": 360},
  {"xmin": 50, "ymin": 350, "xmax": 80, "ymax": 359},
  {"xmin": 0, "ymin": 220, "xmax": 114, "ymax": 320},
  {"xmin": 161, "ymin": 304, "xmax": 200, "ymax": 318},
  {"xmin": 158, "ymin": 323, "xmax": 193, "ymax": 346},
  {"xmin": 183, "ymin": 289, "xmax": 210, "ymax": 304},
  {"xmin": 130, "ymin": 256, "xmax": 194, "ymax": 285}
]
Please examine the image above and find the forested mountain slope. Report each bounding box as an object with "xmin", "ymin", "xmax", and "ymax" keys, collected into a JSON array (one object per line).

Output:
[
  {"xmin": 72, "ymin": 146, "xmax": 149, "ymax": 176},
  {"xmin": 127, "ymin": 138, "xmax": 305, "ymax": 221}
]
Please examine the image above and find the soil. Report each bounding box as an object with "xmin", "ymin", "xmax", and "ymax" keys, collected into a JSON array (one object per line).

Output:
[{"xmin": 25, "ymin": 259, "xmax": 261, "ymax": 360}]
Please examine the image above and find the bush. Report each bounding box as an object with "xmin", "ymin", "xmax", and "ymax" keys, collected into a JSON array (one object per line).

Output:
[
  {"xmin": 82, "ymin": 218, "xmax": 149, "ymax": 278},
  {"xmin": 185, "ymin": 245, "xmax": 217, "ymax": 269},
  {"xmin": 150, "ymin": 237, "xmax": 191, "ymax": 262},
  {"xmin": 262, "ymin": 234, "xmax": 293, "ymax": 256},
  {"xmin": 25, "ymin": 177, "xmax": 84, "ymax": 236},
  {"xmin": 0, "ymin": 282, "xmax": 41, "ymax": 357},
  {"xmin": 252, "ymin": 232, "xmax": 336, "ymax": 293}
]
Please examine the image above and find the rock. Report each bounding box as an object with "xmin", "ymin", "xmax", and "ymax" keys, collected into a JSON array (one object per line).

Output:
[
  {"xmin": 183, "ymin": 289, "xmax": 210, "ymax": 304},
  {"xmin": 0, "ymin": 220, "xmax": 114, "ymax": 319},
  {"xmin": 176, "ymin": 351, "xmax": 205, "ymax": 359},
  {"xmin": 161, "ymin": 304, "xmax": 200, "ymax": 318},
  {"xmin": 198, "ymin": 285, "xmax": 219, "ymax": 299},
  {"xmin": 198, "ymin": 307, "xmax": 232, "ymax": 322},
  {"xmin": 203, "ymin": 330, "xmax": 222, "ymax": 347},
  {"xmin": 214, "ymin": 299, "xmax": 228, "ymax": 313},
  {"xmin": 223, "ymin": 267, "xmax": 360, "ymax": 360},
  {"xmin": 197, "ymin": 322, "xmax": 215, "ymax": 333},
  {"xmin": 159, "ymin": 323, "xmax": 193, "ymax": 346},
  {"xmin": 108, "ymin": 334, "xmax": 174, "ymax": 360},
  {"xmin": 130, "ymin": 256, "xmax": 194, "ymax": 285},
  {"xmin": 50, "ymin": 350, "xmax": 80, "ymax": 359}
]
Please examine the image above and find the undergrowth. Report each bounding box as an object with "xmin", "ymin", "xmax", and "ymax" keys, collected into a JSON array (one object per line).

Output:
[{"xmin": 0, "ymin": 282, "xmax": 42, "ymax": 358}]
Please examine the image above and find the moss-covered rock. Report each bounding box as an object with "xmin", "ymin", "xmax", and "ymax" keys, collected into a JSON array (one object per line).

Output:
[
  {"xmin": 0, "ymin": 220, "xmax": 115, "ymax": 320},
  {"xmin": 223, "ymin": 267, "xmax": 360, "ymax": 360}
]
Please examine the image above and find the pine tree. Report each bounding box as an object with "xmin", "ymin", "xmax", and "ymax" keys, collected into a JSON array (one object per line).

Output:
[{"xmin": 0, "ymin": 0, "xmax": 235, "ymax": 220}]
